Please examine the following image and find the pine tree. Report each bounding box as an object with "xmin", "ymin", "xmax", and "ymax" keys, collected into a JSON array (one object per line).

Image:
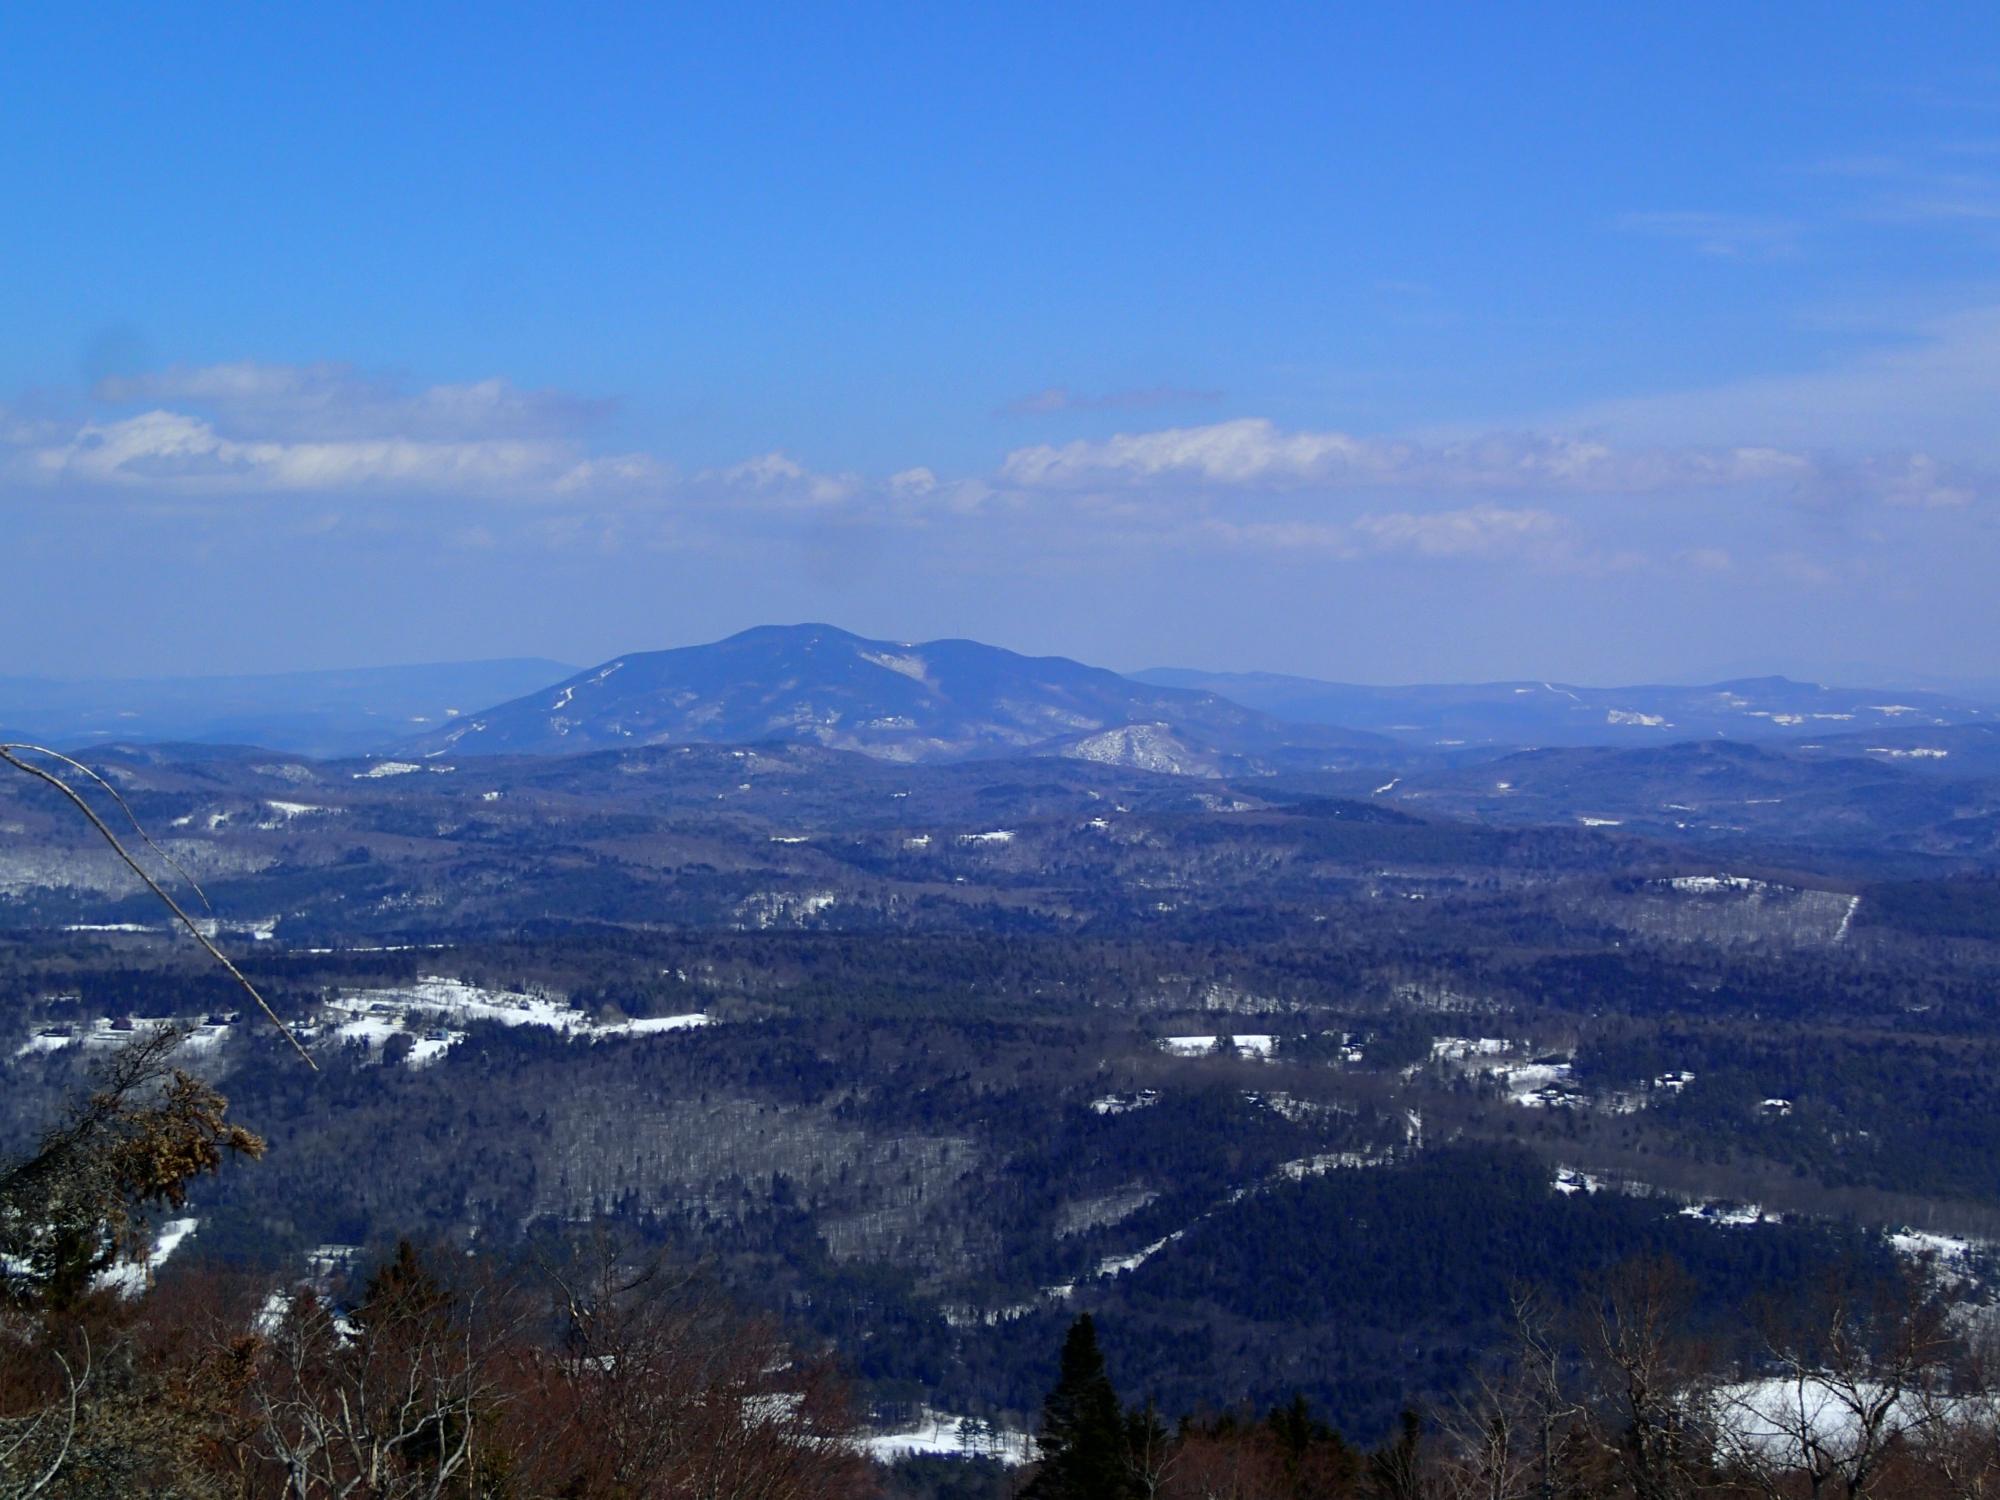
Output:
[
  {"xmin": 1025, "ymin": 1314, "xmax": 1135, "ymax": 1499},
  {"xmin": 356, "ymin": 1237, "xmax": 452, "ymax": 1331}
]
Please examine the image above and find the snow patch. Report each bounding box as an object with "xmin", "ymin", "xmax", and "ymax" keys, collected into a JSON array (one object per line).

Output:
[
  {"xmin": 353, "ymin": 761, "xmax": 422, "ymax": 779},
  {"xmin": 1159, "ymin": 1034, "xmax": 1276, "ymax": 1059},
  {"xmin": 262, "ymin": 799, "xmax": 334, "ymax": 827},
  {"xmin": 1089, "ymin": 1090, "xmax": 1160, "ymax": 1115},
  {"xmin": 1096, "ymin": 1233, "xmax": 1181, "ymax": 1277},
  {"xmin": 863, "ymin": 1408, "xmax": 1033, "ymax": 1466},
  {"xmin": 859, "ymin": 650, "xmax": 930, "ymax": 683},
  {"xmin": 325, "ymin": 977, "xmax": 714, "ymax": 1055},
  {"xmin": 96, "ymin": 1217, "xmax": 199, "ymax": 1297}
]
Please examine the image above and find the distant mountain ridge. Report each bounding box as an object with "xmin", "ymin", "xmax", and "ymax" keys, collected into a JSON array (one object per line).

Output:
[
  {"xmin": 14, "ymin": 633, "xmax": 1995, "ymax": 769},
  {"xmin": 0, "ymin": 659, "xmax": 578, "ymax": 758},
  {"xmin": 1134, "ymin": 668, "xmax": 2000, "ymax": 748},
  {"xmin": 411, "ymin": 624, "xmax": 1385, "ymax": 769}
]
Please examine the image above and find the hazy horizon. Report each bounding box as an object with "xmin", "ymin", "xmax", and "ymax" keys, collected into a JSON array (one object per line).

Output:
[{"xmin": 3, "ymin": 621, "xmax": 1997, "ymax": 701}]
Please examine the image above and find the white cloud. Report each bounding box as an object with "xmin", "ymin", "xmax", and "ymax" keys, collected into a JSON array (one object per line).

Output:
[
  {"xmin": 708, "ymin": 451, "xmax": 861, "ymax": 506},
  {"xmin": 13, "ymin": 345, "xmax": 1988, "ymax": 591},
  {"xmin": 1196, "ymin": 506, "xmax": 1585, "ymax": 565},
  {"xmin": 94, "ymin": 361, "xmax": 610, "ymax": 441},
  {"xmin": 1817, "ymin": 453, "xmax": 1976, "ymax": 510},
  {"xmin": 1004, "ymin": 418, "xmax": 1385, "ymax": 488},
  {"xmin": 27, "ymin": 409, "xmax": 595, "ymax": 497},
  {"xmin": 1000, "ymin": 417, "xmax": 1827, "ymax": 497},
  {"xmin": 552, "ymin": 453, "xmax": 666, "ymax": 495},
  {"xmin": 997, "ymin": 415, "xmax": 1993, "ymax": 517},
  {"xmin": 2, "ymin": 360, "xmax": 662, "ymax": 505}
]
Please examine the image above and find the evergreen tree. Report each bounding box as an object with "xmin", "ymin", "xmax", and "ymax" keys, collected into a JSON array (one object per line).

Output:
[
  {"xmin": 1025, "ymin": 1314, "xmax": 1134, "ymax": 1499},
  {"xmin": 356, "ymin": 1237, "xmax": 453, "ymax": 1332}
]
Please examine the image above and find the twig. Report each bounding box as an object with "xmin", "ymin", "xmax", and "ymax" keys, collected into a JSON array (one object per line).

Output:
[
  {"xmin": 18, "ymin": 1333, "xmax": 86, "ymax": 1498},
  {"xmin": 0, "ymin": 745, "xmax": 317, "ymax": 1069},
  {"xmin": 2, "ymin": 743, "xmax": 214, "ymax": 912}
]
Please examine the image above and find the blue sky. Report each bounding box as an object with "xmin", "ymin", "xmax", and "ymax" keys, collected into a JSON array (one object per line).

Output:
[{"xmin": 4, "ymin": 4, "xmax": 1999, "ymax": 685}]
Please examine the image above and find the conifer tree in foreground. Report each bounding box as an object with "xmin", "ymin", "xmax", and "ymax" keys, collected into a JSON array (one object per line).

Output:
[{"xmin": 1025, "ymin": 1313, "xmax": 1137, "ymax": 1499}]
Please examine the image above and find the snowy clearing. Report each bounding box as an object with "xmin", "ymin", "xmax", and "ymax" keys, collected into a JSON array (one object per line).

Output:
[
  {"xmin": 862, "ymin": 1408, "xmax": 1033, "ymax": 1466},
  {"xmin": 323, "ymin": 977, "xmax": 713, "ymax": 1066},
  {"xmin": 1088, "ymin": 1090, "xmax": 1160, "ymax": 1115},
  {"xmin": 263, "ymin": 800, "xmax": 332, "ymax": 822},
  {"xmin": 1159, "ymin": 1034, "xmax": 1276, "ymax": 1059}
]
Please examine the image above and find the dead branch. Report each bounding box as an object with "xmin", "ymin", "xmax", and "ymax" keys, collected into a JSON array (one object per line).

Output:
[{"xmin": 0, "ymin": 743, "xmax": 315, "ymax": 1068}]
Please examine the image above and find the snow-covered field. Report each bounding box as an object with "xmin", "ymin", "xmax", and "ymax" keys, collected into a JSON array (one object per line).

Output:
[
  {"xmin": 1679, "ymin": 1201, "xmax": 1768, "ymax": 1227},
  {"xmin": 862, "ymin": 1408, "xmax": 1034, "ymax": 1466},
  {"xmin": 1889, "ymin": 1227, "xmax": 1996, "ymax": 1276},
  {"xmin": 352, "ymin": 760, "xmax": 423, "ymax": 779},
  {"xmin": 1431, "ymin": 1035, "xmax": 1517, "ymax": 1061},
  {"xmin": 1666, "ymin": 874, "xmax": 1768, "ymax": 894},
  {"xmin": 322, "ymin": 976, "xmax": 711, "ymax": 1066},
  {"xmin": 1158, "ymin": 1033, "xmax": 1275, "ymax": 1059},
  {"xmin": 1709, "ymin": 1376, "xmax": 1989, "ymax": 1466},
  {"xmin": 1429, "ymin": 1037, "xmax": 1592, "ymax": 1108}
]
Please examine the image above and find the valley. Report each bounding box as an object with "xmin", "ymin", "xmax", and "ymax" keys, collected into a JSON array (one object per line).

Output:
[{"xmin": 6, "ymin": 678, "xmax": 1999, "ymax": 1451}]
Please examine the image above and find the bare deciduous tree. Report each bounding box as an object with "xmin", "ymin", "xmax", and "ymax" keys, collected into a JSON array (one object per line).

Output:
[
  {"xmin": 1578, "ymin": 1257, "xmax": 1717, "ymax": 1500},
  {"xmin": 506, "ymin": 1233, "xmax": 873, "ymax": 1500},
  {"xmin": 244, "ymin": 1241, "xmax": 515, "ymax": 1500},
  {"xmin": 1718, "ymin": 1263, "xmax": 1959, "ymax": 1500},
  {"xmin": 1434, "ymin": 1292, "xmax": 1594, "ymax": 1500}
]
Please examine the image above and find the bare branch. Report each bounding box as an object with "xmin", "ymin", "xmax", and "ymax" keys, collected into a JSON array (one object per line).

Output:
[
  {"xmin": 1, "ymin": 743, "xmax": 215, "ymax": 911},
  {"xmin": 0, "ymin": 744, "xmax": 316, "ymax": 1069}
]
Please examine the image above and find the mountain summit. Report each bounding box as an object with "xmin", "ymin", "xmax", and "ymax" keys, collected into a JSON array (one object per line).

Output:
[{"xmin": 413, "ymin": 624, "xmax": 1372, "ymax": 765}]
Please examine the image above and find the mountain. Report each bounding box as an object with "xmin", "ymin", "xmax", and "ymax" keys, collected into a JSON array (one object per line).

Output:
[
  {"xmin": 412, "ymin": 624, "xmax": 1388, "ymax": 767},
  {"xmin": 0, "ymin": 659, "xmax": 576, "ymax": 757},
  {"xmin": 1337, "ymin": 736, "xmax": 2000, "ymax": 862},
  {"xmin": 1135, "ymin": 668, "xmax": 1999, "ymax": 749}
]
